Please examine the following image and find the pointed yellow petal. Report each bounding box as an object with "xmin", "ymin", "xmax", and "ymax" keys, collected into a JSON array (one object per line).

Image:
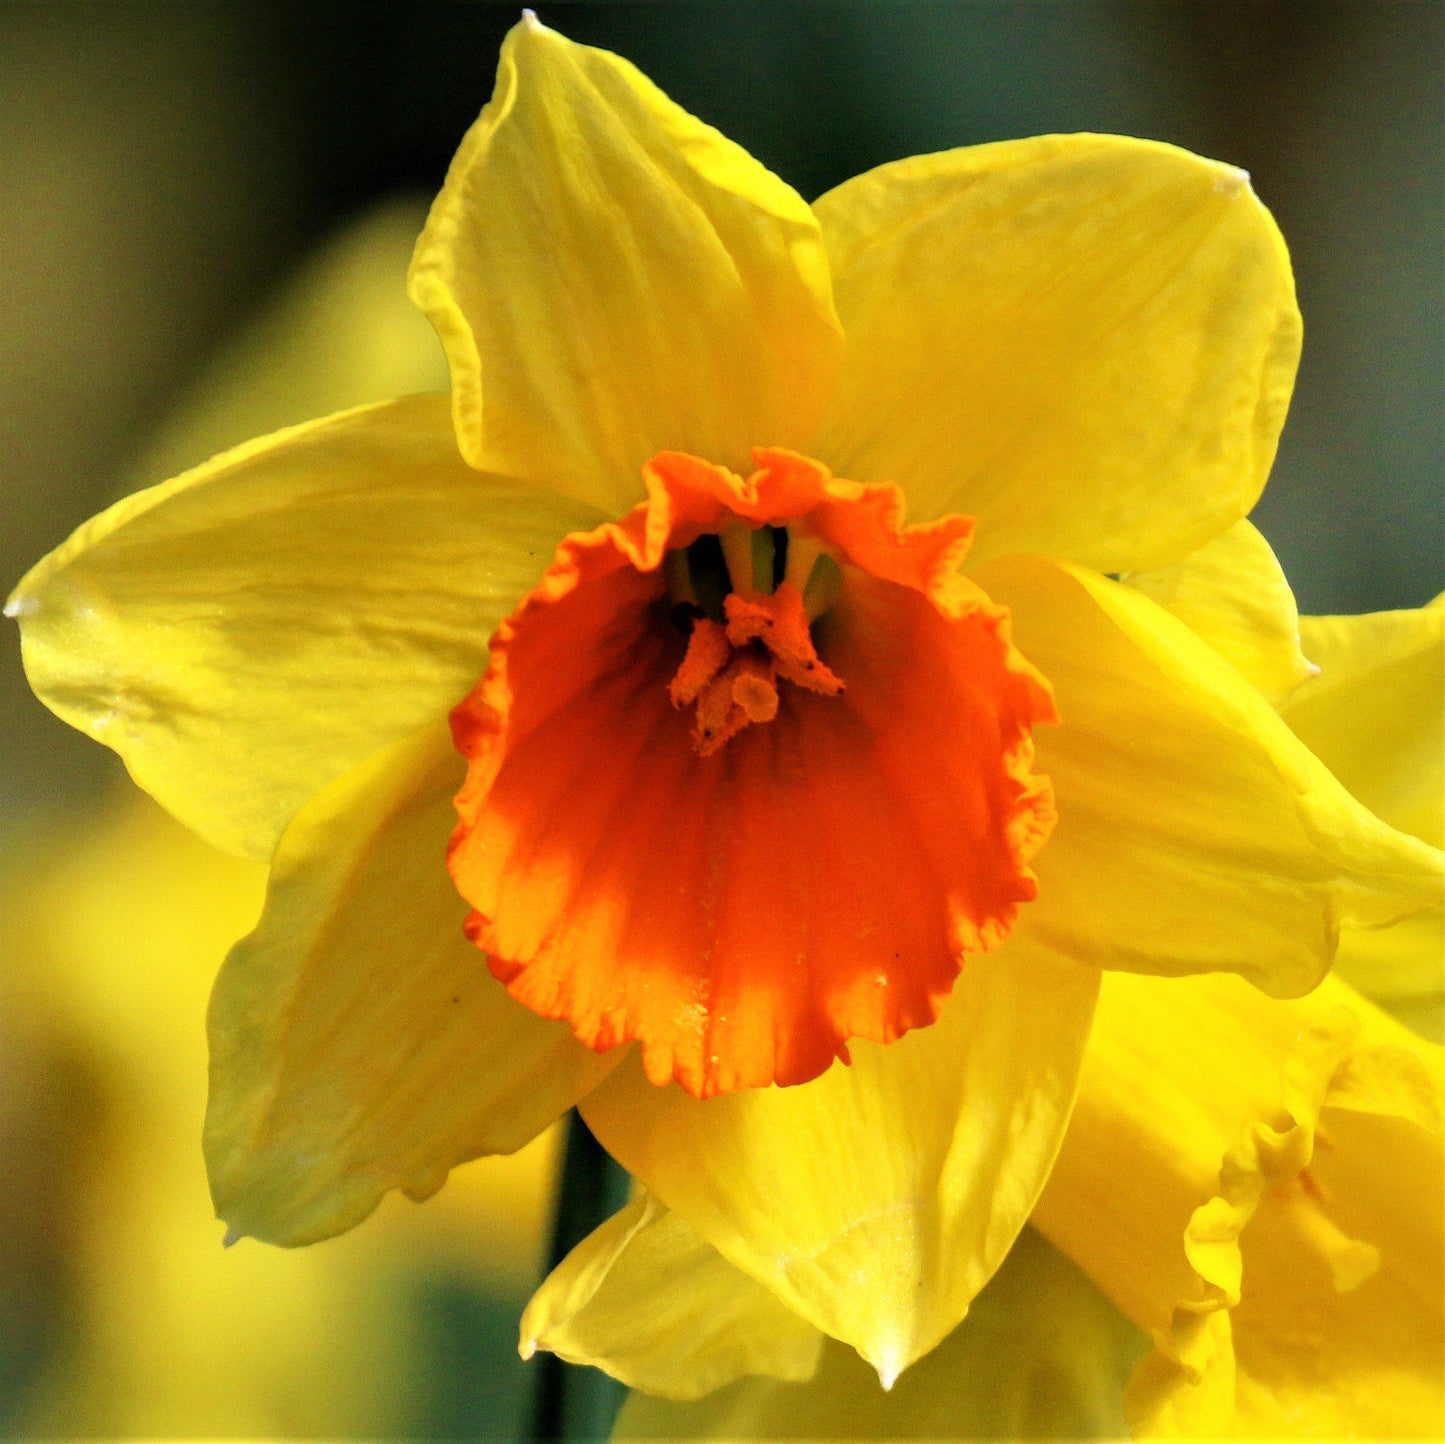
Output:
[
  {"xmin": 582, "ymin": 934, "xmax": 1099, "ymax": 1383},
  {"xmin": 408, "ymin": 15, "xmax": 842, "ymax": 516},
  {"xmin": 205, "ymin": 723, "xmax": 618, "ymax": 1247},
  {"xmin": 1124, "ymin": 518, "xmax": 1315, "ymax": 705},
  {"xmin": 615, "ymin": 1228, "xmax": 1146, "ymax": 1440},
  {"xmin": 7, "ymin": 392, "xmax": 606, "ymax": 862},
  {"xmin": 813, "ymin": 135, "xmax": 1299, "ymax": 571},
  {"xmin": 521, "ymin": 1192, "xmax": 823, "ymax": 1400},
  {"xmin": 979, "ymin": 554, "xmax": 1445, "ymax": 996},
  {"xmin": 1031, "ymin": 970, "xmax": 1444, "ymax": 1439}
]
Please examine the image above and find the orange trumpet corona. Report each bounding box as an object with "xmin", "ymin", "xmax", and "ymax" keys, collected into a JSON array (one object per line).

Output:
[{"xmin": 447, "ymin": 448, "xmax": 1059, "ymax": 1097}]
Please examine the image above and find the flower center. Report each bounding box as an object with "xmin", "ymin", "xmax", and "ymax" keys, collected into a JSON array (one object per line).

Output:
[
  {"xmin": 446, "ymin": 446, "xmax": 1059, "ymax": 1097},
  {"xmin": 664, "ymin": 526, "xmax": 845, "ymax": 756}
]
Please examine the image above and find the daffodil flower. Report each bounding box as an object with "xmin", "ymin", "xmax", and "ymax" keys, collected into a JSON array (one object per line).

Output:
[
  {"xmin": 8, "ymin": 17, "xmax": 1441, "ymax": 1385},
  {"xmin": 520, "ymin": 600, "xmax": 1445, "ymax": 1437}
]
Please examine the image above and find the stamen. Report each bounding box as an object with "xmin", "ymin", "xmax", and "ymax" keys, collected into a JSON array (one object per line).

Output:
[
  {"xmin": 783, "ymin": 531, "xmax": 844, "ymax": 619},
  {"xmin": 669, "ymin": 618, "xmax": 731, "ymax": 708},
  {"xmin": 693, "ymin": 658, "xmax": 753, "ymax": 756},
  {"xmin": 719, "ymin": 524, "xmax": 757, "ymax": 596},
  {"xmin": 749, "ymin": 526, "xmax": 777, "ymax": 593},
  {"xmin": 803, "ymin": 553, "xmax": 844, "ymax": 621},
  {"xmin": 783, "ymin": 533, "xmax": 827, "ymax": 591},
  {"xmin": 727, "ymin": 587, "xmax": 844, "ymax": 696},
  {"xmin": 689, "ymin": 651, "xmax": 781, "ymax": 755},
  {"xmin": 665, "ymin": 528, "xmax": 843, "ymax": 756}
]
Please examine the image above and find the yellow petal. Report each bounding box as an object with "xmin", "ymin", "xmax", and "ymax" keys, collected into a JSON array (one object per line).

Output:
[
  {"xmin": 1282, "ymin": 601, "xmax": 1445, "ymax": 1035},
  {"xmin": 408, "ymin": 15, "xmax": 842, "ymax": 517},
  {"xmin": 581, "ymin": 933, "xmax": 1099, "ymax": 1384},
  {"xmin": 205, "ymin": 723, "xmax": 618, "ymax": 1247},
  {"xmin": 1284, "ymin": 599, "xmax": 1444, "ymax": 847},
  {"xmin": 1124, "ymin": 518, "xmax": 1315, "ymax": 705},
  {"xmin": 979, "ymin": 554, "xmax": 1445, "ymax": 996},
  {"xmin": 615, "ymin": 1227, "xmax": 1146, "ymax": 1440},
  {"xmin": 521, "ymin": 1192, "xmax": 823, "ymax": 1401},
  {"xmin": 813, "ymin": 134, "xmax": 1300, "ymax": 571},
  {"xmin": 1029, "ymin": 970, "xmax": 1444, "ymax": 1439},
  {"xmin": 7, "ymin": 392, "xmax": 606, "ymax": 862}
]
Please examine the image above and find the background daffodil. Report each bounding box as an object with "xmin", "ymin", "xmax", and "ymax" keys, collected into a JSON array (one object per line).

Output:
[
  {"xmin": 1053, "ymin": 969, "xmax": 1443, "ymax": 1439},
  {"xmin": 8, "ymin": 15, "xmax": 1442, "ymax": 1392}
]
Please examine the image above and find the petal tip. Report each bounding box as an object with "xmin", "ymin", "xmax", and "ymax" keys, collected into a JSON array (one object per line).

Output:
[
  {"xmin": 221, "ymin": 1224, "xmax": 245, "ymax": 1249},
  {"xmin": 870, "ymin": 1342, "xmax": 906, "ymax": 1392},
  {"xmin": 1213, "ymin": 163, "xmax": 1251, "ymax": 197}
]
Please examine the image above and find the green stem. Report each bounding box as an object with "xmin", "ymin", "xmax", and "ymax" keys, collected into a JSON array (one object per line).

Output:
[{"xmin": 528, "ymin": 1111, "xmax": 630, "ymax": 1442}]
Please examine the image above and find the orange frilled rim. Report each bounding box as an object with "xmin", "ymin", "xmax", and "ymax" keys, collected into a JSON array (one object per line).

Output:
[{"xmin": 447, "ymin": 448, "xmax": 1058, "ymax": 1098}]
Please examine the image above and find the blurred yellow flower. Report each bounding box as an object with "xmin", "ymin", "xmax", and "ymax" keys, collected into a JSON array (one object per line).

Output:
[
  {"xmin": 1, "ymin": 203, "xmax": 552, "ymax": 1439},
  {"xmin": 5, "ymin": 788, "xmax": 563, "ymax": 1437},
  {"xmin": 7, "ymin": 15, "xmax": 1441, "ymax": 1390}
]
